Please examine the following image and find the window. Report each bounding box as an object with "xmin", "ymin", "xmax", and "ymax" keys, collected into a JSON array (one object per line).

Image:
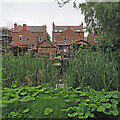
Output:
[
  {"xmin": 76, "ymin": 30, "xmax": 80, "ymax": 32},
  {"xmin": 39, "ymin": 37, "xmax": 42, "ymax": 42},
  {"xmin": 59, "ymin": 46, "xmax": 63, "ymax": 50},
  {"xmin": 54, "ymin": 30, "xmax": 57, "ymax": 32},
  {"xmin": 59, "ymin": 30, "xmax": 62, "ymax": 32},
  {"xmin": 71, "ymin": 37, "xmax": 74, "ymax": 41},
  {"xmin": 64, "ymin": 36, "xmax": 67, "ymax": 41},
  {"xmin": 27, "ymin": 36, "xmax": 29, "ymax": 40},
  {"xmin": 54, "ymin": 36, "xmax": 57, "ymax": 42},
  {"xmin": 19, "ymin": 35, "xmax": 22, "ymax": 41},
  {"xmin": 95, "ymin": 37, "xmax": 98, "ymax": 42},
  {"xmin": 28, "ymin": 45, "xmax": 31, "ymax": 50}
]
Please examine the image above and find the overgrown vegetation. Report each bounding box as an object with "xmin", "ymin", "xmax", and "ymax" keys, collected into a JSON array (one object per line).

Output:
[
  {"xmin": 2, "ymin": 54, "xmax": 57, "ymax": 87},
  {"xmin": 2, "ymin": 85, "xmax": 120, "ymax": 119},
  {"xmin": 66, "ymin": 48, "xmax": 119, "ymax": 91},
  {"xmin": 1, "ymin": 1, "xmax": 120, "ymax": 119}
]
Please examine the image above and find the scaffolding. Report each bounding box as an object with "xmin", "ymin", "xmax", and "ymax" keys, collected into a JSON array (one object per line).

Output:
[{"xmin": 0, "ymin": 27, "xmax": 12, "ymax": 53}]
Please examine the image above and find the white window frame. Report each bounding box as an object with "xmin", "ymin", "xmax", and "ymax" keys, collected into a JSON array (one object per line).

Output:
[
  {"xmin": 59, "ymin": 30, "xmax": 62, "ymax": 32},
  {"xmin": 94, "ymin": 37, "xmax": 98, "ymax": 42},
  {"xmin": 39, "ymin": 37, "xmax": 42, "ymax": 42},
  {"xmin": 76, "ymin": 30, "xmax": 80, "ymax": 32},
  {"xmin": 19, "ymin": 35, "xmax": 22, "ymax": 41},
  {"xmin": 71, "ymin": 37, "xmax": 74, "ymax": 41},
  {"xmin": 28, "ymin": 45, "xmax": 32, "ymax": 50},
  {"xmin": 27, "ymin": 36, "xmax": 29, "ymax": 40},
  {"xmin": 64, "ymin": 36, "xmax": 67, "ymax": 41},
  {"xmin": 54, "ymin": 36, "xmax": 57, "ymax": 42}
]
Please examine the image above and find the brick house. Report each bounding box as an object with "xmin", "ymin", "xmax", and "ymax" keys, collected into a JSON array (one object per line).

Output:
[
  {"xmin": 87, "ymin": 30, "xmax": 100, "ymax": 44},
  {"xmin": 9, "ymin": 23, "xmax": 47, "ymax": 55},
  {"xmin": 52, "ymin": 22, "xmax": 85, "ymax": 54},
  {"xmin": 38, "ymin": 40, "xmax": 56, "ymax": 57}
]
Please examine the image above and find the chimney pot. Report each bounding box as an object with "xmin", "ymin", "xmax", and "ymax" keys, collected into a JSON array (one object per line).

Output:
[
  {"xmin": 23, "ymin": 24, "xmax": 27, "ymax": 30},
  {"xmin": 14, "ymin": 23, "xmax": 17, "ymax": 29},
  {"xmin": 53, "ymin": 22, "xmax": 55, "ymax": 31}
]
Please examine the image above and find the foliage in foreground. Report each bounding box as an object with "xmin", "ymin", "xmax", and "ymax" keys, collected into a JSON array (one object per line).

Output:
[
  {"xmin": 2, "ymin": 85, "xmax": 120, "ymax": 119},
  {"xmin": 2, "ymin": 49, "xmax": 119, "ymax": 91},
  {"xmin": 66, "ymin": 49, "xmax": 119, "ymax": 91}
]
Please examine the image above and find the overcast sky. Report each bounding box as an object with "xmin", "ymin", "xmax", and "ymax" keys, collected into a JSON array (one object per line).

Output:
[{"xmin": 0, "ymin": 0, "xmax": 87, "ymax": 38}]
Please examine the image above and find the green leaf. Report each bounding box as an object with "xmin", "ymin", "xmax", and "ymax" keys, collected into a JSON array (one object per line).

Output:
[
  {"xmin": 23, "ymin": 109, "xmax": 29, "ymax": 113},
  {"xmin": 110, "ymin": 99, "xmax": 118, "ymax": 104},
  {"xmin": 78, "ymin": 116, "xmax": 84, "ymax": 119},
  {"xmin": 97, "ymin": 106, "xmax": 105, "ymax": 112},
  {"xmin": 113, "ymin": 110, "xmax": 119, "ymax": 116},
  {"xmin": 20, "ymin": 92, "xmax": 27, "ymax": 96},
  {"xmin": 105, "ymin": 94, "xmax": 112, "ymax": 98},
  {"xmin": 65, "ymin": 99, "xmax": 70, "ymax": 102},
  {"xmin": 44, "ymin": 108, "xmax": 53, "ymax": 115},
  {"xmin": 75, "ymin": 86, "xmax": 81, "ymax": 90},
  {"xmin": 68, "ymin": 112, "xmax": 78, "ymax": 117},
  {"xmin": 40, "ymin": 88, "xmax": 47, "ymax": 92},
  {"xmin": 102, "ymin": 103, "xmax": 111, "ymax": 108},
  {"xmin": 112, "ymin": 95, "xmax": 119, "ymax": 99}
]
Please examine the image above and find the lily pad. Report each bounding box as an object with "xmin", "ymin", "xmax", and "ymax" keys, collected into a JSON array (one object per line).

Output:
[
  {"xmin": 97, "ymin": 106, "xmax": 105, "ymax": 112},
  {"xmin": 44, "ymin": 108, "xmax": 53, "ymax": 115}
]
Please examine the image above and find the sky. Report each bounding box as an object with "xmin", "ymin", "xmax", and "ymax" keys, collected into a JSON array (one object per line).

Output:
[{"xmin": 0, "ymin": 0, "xmax": 88, "ymax": 39}]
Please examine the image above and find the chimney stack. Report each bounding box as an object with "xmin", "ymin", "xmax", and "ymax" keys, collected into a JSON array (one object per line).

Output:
[
  {"xmin": 23, "ymin": 24, "xmax": 27, "ymax": 30},
  {"xmin": 14, "ymin": 23, "xmax": 17, "ymax": 29},
  {"xmin": 43, "ymin": 25, "xmax": 47, "ymax": 33},
  {"xmin": 53, "ymin": 22, "xmax": 55, "ymax": 31}
]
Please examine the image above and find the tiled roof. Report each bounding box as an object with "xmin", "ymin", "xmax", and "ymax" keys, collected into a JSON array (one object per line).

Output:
[
  {"xmin": 55, "ymin": 40, "xmax": 89, "ymax": 46},
  {"xmin": 9, "ymin": 41, "xmax": 35, "ymax": 46},
  {"xmin": 39, "ymin": 40, "xmax": 56, "ymax": 48},
  {"xmin": 54, "ymin": 25, "xmax": 83, "ymax": 32},
  {"xmin": 13, "ymin": 26, "xmax": 44, "ymax": 33}
]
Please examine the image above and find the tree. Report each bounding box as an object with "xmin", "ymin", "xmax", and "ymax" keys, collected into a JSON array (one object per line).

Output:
[
  {"xmin": 47, "ymin": 32, "xmax": 51, "ymax": 42},
  {"xmin": 57, "ymin": 0, "xmax": 120, "ymax": 52}
]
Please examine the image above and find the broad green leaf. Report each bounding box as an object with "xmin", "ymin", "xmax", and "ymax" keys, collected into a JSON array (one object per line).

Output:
[
  {"xmin": 44, "ymin": 108, "xmax": 53, "ymax": 115},
  {"xmin": 97, "ymin": 106, "xmax": 105, "ymax": 112},
  {"xmin": 78, "ymin": 116, "xmax": 84, "ymax": 119},
  {"xmin": 39, "ymin": 88, "xmax": 47, "ymax": 92},
  {"xmin": 112, "ymin": 95, "xmax": 119, "ymax": 99},
  {"xmin": 68, "ymin": 112, "xmax": 78, "ymax": 117},
  {"xmin": 23, "ymin": 109, "xmax": 29, "ymax": 113},
  {"xmin": 113, "ymin": 110, "xmax": 118, "ymax": 116},
  {"xmin": 65, "ymin": 99, "xmax": 70, "ymax": 102},
  {"xmin": 20, "ymin": 92, "xmax": 27, "ymax": 96},
  {"xmin": 110, "ymin": 99, "xmax": 118, "ymax": 104},
  {"xmin": 102, "ymin": 103, "xmax": 111, "ymax": 108}
]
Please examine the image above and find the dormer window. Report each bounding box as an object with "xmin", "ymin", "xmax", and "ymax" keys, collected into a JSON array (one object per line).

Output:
[
  {"xmin": 76, "ymin": 30, "xmax": 80, "ymax": 32},
  {"xmin": 27, "ymin": 36, "xmax": 29, "ymax": 40},
  {"xmin": 39, "ymin": 37, "xmax": 42, "ymax": 42},
  {"xmin": 64, "ymin": 36, "xmax": 67, "ymax": 41},
  {"xmin": 59, "ymin": 30, "xmax": 62, "ymax": 32},
  {"xmin": 19, "ymin": 35, "xmax": 22, "ymax": 41},
  {"xmin": 54, "ymin": 30, "xmax": 57, "ymax": 32}
]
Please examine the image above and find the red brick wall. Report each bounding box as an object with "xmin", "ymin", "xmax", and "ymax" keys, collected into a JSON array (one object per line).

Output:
[
  {"xmin": 52, "ymin": 27, "xmax": 84, "ymax": 44},
  {"xmin": 12, "ymin": 29, "xmax": 37, "ymax": 41},
  {"xmin": 88, "ymin": 34, "xmax": 99, "ymax": 44},
  {"xmin": 38, "ymin": 40, "xmax": 56, "ymax": 56},
  {"xmin": 38, "ymin": 47, "xmax": 55, "ymax": 56}
]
